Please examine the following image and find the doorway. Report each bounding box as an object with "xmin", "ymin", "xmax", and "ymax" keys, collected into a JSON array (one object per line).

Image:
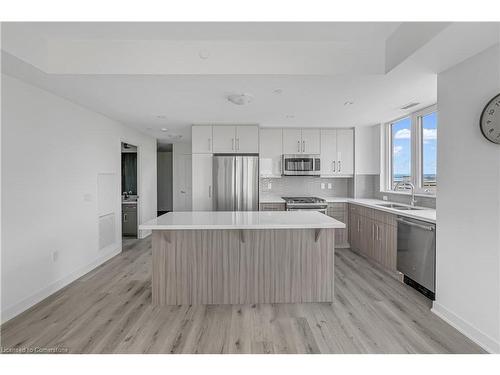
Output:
[
  {"xmin": 157, "ymin": 142, "xmax": 173, "ymax": 216},
  {"xmin": 121, "ymin": 142, "xmax": 138, "ymax": 238}
]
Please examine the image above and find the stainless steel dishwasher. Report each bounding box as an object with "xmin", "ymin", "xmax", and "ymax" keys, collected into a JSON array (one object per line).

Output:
[{"xmin": 397, "ymin": 217, "xmax": 436, "ymax": 300}]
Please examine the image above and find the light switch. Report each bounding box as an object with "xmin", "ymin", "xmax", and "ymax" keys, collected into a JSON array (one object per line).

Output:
[
  {"xmin": 383, "ymin": 195, "xmax": 388, "ymax": 201},
  {"xmin": 321, "ymin": 183, "xmax": 325, "ymax": 190},
  {"xmin": 328, "ymin": 183, "xmax": 332, "ymax": 189},
  {"xmin": 267, "ymin": 182, "xmax": 272, "ymax": 190}
]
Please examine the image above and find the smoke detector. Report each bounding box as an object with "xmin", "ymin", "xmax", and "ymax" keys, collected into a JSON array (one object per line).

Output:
[{"xmin": 227, "ymin": 93, "xmax": 254, "ymax": 106}]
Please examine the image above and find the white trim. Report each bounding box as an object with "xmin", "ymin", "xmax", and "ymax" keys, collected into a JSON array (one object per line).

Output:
[
  {"xmin": 432, "ymin": 302, "xmax": 500, "ymax": 354},
  {"xmin": 381, "ymin": 104, "xmax": 438, "ymax": 194},
  {"xmin": 1, "ymin": 245, "xmax": 121, "ymax": 324}
]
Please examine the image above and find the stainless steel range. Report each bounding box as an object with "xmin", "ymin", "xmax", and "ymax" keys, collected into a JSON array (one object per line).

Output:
[{"xmin": 282, "ymin": 197, "xmax": 328, "ymax": 214}]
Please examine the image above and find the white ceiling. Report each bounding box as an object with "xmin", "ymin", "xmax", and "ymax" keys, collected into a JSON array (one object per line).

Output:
[
  {"xmin": 6, "ymin": 22, "xmax": 401, "ymax": 41},
  {"xmin": 2, "ymin": 22, "xmax": 498, "ymax": 143}
]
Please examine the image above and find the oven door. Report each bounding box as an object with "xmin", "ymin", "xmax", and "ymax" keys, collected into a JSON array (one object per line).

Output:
[{"xmin": 282, "ymin": 154, "xmax": 320, "ymax": 176}]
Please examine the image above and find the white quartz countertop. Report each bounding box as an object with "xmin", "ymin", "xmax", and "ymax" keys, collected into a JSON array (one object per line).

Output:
[
  {"xmin": 348, "ymin": 199, "xmax": 436, "ymax": 223},
  {"xmin": 259, "ymin": 194, "xmax": 286, "ymax": 203},
  {"xmin": 258, "ymin": 194, "xmax": 436, "ymax": 223},
  {"xmin": 139, "ymin": 211, "xmax": 346, "ymax": 230}
]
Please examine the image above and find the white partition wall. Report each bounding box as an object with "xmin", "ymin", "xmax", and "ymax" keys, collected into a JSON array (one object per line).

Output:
[
  {"xmin": 1, "ymin": 74, "xmax": 157, "ymax": 322},
  {"xmin": 434, "ymin": 45, "xmax": 500, "ymax": 353}
]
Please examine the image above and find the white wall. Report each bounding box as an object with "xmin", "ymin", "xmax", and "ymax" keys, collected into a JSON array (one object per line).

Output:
[
  {"xmin": 157, "ymin": 151, "xmax": 173, "ymax": 212},
  {"xmin": 1, "ymin": 74, "xmax": 157, "ymax": 323},
  {"xmin": 355, "ymin": 125, "xmax": 380, "ymax": 175},
  {"xmin": 172, "ymin": 143, "xmax": 192, "ymax": 211},
  {"xmin": 433, "ymin": 45, "xmax": 500, "ymax": 353}
]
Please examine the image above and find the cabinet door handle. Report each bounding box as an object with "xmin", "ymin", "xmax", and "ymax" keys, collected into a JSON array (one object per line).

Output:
[
  {"xmin": 338, "ymin": 160, "xmax": 342, "ymax": 173},
  {"xmin": 372, "ymin": 223, "xmax": 375, "ymax": 240},
  {"xmin": 124, "ymin": 213, "xmax": 128, "ymax": 222},
  {"xmin": 333, "ymin": 161, "xmax": 336, "ymax": 172},
  {"xmin": 208, "ymin": 185, "xmax": 212, "ymax": 198},
  {"xmin": 232, "ymin": 138, "xmax": 235, "ymax": 151},
  {"xmin": 357, "ymin": 219, "xmax": 360, "ymax": 232},
  {"xmin": 302, "ymin": 140, "xmax": 305, "ymax": 152},
  {"xmin": 236, "ymin": 138, "xmax": 239, "ymax": 151},
  {"xmin": 297, "ymin": 140, "xmax": 300, "ymax": 152}
]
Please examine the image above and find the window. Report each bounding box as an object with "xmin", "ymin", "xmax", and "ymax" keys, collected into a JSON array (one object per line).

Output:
[
  {"xmin": 391, "ymin": 117, "xmax": 412, "ymax": 189},
  {"xmin": 383, "ymin": 105, "xmax": 437, "ymax": 195},
  {"xmin": 421, "ymin": 112, "xmax": 437, "ymax": 191}
]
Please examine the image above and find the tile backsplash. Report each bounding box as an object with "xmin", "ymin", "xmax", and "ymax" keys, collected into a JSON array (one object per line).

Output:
[
  {"xmin": 355, "ymin": 174, "xmax": 436, "ymax": 209},
  {"xmin": 259, "ymin": 176, "xmax": 353, "ymax": 198}
]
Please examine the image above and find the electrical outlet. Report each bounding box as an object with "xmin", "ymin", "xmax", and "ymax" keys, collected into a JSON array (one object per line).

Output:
[
  {"xmin": 267, "ymin": 182, "xmax": 272, "ymax": 190},
  {"xmin": 321, "ymin": 183, "xmax": 325, "ymax": 190},
  {"xmin": 328, "ymin": 183, "xmax": 332, "ymax": 189},
  {"xmin": 383, "ymin": 195, "xmax": 388, "ymax": 201},
  {"xmin": 52, "ymin": 250, "xmax": 59, "ymax": 262}
]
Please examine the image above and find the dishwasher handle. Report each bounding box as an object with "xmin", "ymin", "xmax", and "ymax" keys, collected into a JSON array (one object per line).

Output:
[{"xmin": 397, "ymin": 218, "xmax": 435, "ymax": 231}]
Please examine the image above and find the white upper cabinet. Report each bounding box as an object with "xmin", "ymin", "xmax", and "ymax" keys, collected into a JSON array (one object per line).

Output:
[
  {"xmin": 320, "ymin": 129, "xmax": 337, "ymax": 176},
  {"xmin": 320, "ymin": 128, "xmax": 354, "ymax": 177},
  {"xmin": 282, "ymin": 129, "xmax": 302, "ymax": 154},
  {"xmin": 283, "ymin": 128, "xmax": 320, "ymax": 154},
  {"xmin": 301, "ymin": 129, "xmax": 321, "ymax": 154},
  {"xmin": 212, "ymin": 125, "xmax": 258, "ymax": 153},
  {"xmin": 259, "ymin": 128, "xmax": 283, "ymax": 177},
  {"xmin": 336, "ymin": 129, "xmax": 354, "ymax": 175},
  {"xmin": 192, "ymin": 154, "xmax": 213, "ymax": 211},
  {"xmin": 192, "ymin": 125, "xmax": 213, "ymax": 153},
  {"xmin": 236, "ymin": 126, "xmax": 259, "ymax": 153},
  {"xmin": 212, "ymin": 125, "xmax": 236, "ymax": 153}
]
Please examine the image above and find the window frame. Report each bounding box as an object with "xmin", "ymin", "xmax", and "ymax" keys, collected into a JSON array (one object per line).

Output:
[{"xmin": 382, "ymin": 104, "xmax": 437, "ymax": 196}]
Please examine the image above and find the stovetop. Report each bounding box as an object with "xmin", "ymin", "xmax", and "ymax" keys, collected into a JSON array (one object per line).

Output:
[{"xmin": 281, "ymin": 196, "xmax": 326, "ymax": 204}]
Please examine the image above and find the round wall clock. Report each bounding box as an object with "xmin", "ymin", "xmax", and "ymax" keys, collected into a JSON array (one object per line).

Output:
[{"xmin": 480, "ymin": 93, "xmax": 500, "ymax": 144}]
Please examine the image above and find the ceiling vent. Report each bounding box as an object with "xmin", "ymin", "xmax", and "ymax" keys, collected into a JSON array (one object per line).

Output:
[
  {"xmin": 400, "ymin": 102, "xmax": 420, "ymax": 110},
  {"xmin": 227, "ymin": 93, "xmax": 254, "ymax": 106}
]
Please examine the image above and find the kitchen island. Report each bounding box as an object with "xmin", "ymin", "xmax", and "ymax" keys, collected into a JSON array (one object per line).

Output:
[{"xmin": 139, "ymin": 211, "xmax": 345, "ymax": 305}]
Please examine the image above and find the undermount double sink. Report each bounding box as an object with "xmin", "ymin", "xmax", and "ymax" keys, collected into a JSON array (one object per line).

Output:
[{"xmin": 376, "ymin": 203, "xmax": 424, "ymax": 211}]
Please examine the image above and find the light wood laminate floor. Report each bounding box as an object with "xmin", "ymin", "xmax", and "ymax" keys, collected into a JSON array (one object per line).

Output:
[{"xmin": 0, "ymin": 237, "xmax": 484, "ymax": 354}]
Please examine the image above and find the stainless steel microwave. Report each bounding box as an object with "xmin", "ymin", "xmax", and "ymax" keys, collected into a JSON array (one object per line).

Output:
[{"xmin": 282, "ymin": 154, "xmax": 321, "ymax": 176}]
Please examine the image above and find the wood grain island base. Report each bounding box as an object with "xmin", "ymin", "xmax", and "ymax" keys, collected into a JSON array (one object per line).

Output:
[
  {"xmin": 152, "ymin": 228, "xmax": 335, "ymax": 305},
  {"xmin": 140, "ymin": 211, "xmax": 345, "ymax": 306}
]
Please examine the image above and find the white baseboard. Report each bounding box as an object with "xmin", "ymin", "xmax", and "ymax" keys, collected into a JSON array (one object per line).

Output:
[
  {"xmin": 432, "ymin": 302, "xmax": 500, "ymax": 353},
  {"xmin": 139, "ymin": 229, "xmax": 151, "ymax": 239},
  {"xmin": 1, "ymin": 246, "xmax": 122, "ymax": 324}
]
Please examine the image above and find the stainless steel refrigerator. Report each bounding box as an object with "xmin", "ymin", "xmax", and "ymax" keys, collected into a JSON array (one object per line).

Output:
[{"xmin": 213, "ymin": 154, "xmax": 259, "ymax": 211}]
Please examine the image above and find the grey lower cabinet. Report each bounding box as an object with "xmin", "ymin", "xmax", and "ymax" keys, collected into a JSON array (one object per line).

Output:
[
  {"xmin": 326, "ymin": 203, "xmax": 349, "ymax": 248},
  {"xmin": 259, "ymin": 203, "xmax": 286, "ymax": 211},
  {"xmin": 122, "ymin": 204, "xmax": 138, "ymax": 237},
  {"xmin": 348, "ymin": 203, "xmax": 397, "ymax": 272}
]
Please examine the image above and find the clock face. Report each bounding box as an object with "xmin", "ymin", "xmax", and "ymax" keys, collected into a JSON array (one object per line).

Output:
[{"xmin": 480, "ymin": 93, "xmax": 500, "ymax": 144}]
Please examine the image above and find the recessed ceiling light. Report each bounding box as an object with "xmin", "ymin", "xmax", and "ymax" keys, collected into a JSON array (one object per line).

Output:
[
  {"xmin": 273, "ymin": 89, "xmax": 283, "ymax": 95},
  {"xmin": 157, "ymin": 115, "xmax": 166, "ymax": 119},
  {"xmin": 344, "ymin": 101, "xmax": 354, "ymax": 106},
  {"xmin": 227, "ymin": 93, "xmax": 254, "ymax": 106},
  {"xmin": 199, "ymin": 50, "xmax": 210, "ymax": 59},
  {"xmin": 161, "ymin": 128, "xmax": 168, "ymax": 132}
]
